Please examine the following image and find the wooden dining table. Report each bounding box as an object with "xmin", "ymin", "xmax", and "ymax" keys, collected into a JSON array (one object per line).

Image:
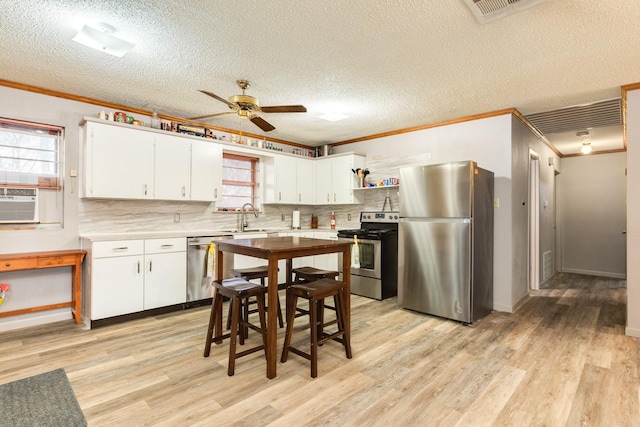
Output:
[{"xmin": 215, "ymin": 235, "xmax": 352, "ymax": 379}]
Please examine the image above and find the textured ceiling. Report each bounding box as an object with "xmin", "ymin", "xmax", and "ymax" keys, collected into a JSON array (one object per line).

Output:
[{"xmin": 1, "ymin": 0, "xmax": 638, "ymax": 155}]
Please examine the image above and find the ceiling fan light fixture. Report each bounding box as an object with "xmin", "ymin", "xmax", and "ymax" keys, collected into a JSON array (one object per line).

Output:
[
  {"xmin": 72, "ymin": 23, "xmax": 135, "ymax": 57},
  {"xmin": 318, "ymin": 112, "xmax": 350, "ymax": 122},
  {"xmin": 581, "ymin": 143, "xmax": 592, "ymax": 154}
]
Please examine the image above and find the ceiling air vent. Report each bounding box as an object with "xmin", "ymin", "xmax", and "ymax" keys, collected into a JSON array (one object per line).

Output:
[
  {"xmin": 525, "ymin": 98, "xmax": 622, "ymax": 135},
  {"xmin": 463, "ymin": 0, "xmax": 547, "ymax": 24}
]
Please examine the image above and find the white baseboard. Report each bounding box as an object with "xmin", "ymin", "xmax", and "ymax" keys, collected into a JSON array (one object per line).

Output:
[
  {"xmin": 626, "ymin": 326, "xmax": 640, "ymax": 338},
  {"xmin": 493, "ymin": 302, "xmax": 514, "ymax": 313},
  {"xmin": 0, "ymin": 310, "xmax": 71, "ymax": 332},
  {"xmin": 561, "ymin": 268, "xmax": 626, "ymax": 279}
]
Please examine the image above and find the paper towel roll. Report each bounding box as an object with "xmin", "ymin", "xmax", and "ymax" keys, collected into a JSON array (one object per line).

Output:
[{"xmin": 292, "ymin": 209, "xmax": 301, "ymax": 229}]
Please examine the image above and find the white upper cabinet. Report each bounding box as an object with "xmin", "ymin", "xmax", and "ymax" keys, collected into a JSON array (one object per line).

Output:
[
  {"xmin": 82, "ymin": 120, "xmax": 222, "ymax": 202},
  {"xmin": 315, "ymin": 154, "xmax": 365, "ymax": 205},
  {"xmin": 264, "ymin": 154, "xmax": 309, "ymax": 204},
  {"xmin": 274, "ymin": 155, "xmax": 298, "ymax": 204},
  {"xmin": 296, "ymin": 158, "xmax": 315, "ymax": 204},
  {"xmin": 84, "ymin": 121, "xmax": 154, "ymax": 199},
  {"xmin": 154, "ymin": 133, "xmax": 190, "ymax": 200},
  {"xmin": 315, "ymin": 158, "xmax": 332, "ymax": 204},
  {"xmin": 191, "ymin": 140, "xmax": 222, "ymax": 202}
]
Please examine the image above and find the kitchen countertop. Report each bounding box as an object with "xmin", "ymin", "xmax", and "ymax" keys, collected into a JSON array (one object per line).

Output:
[{"xmin": 79, "ymin": 228, "xmax": 340, "ymax": 241}]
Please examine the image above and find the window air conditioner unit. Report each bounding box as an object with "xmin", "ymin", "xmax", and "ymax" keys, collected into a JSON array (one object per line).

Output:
[{"xmin": 0, "ymin": 187, "xmax": 39, "ymax": 223}]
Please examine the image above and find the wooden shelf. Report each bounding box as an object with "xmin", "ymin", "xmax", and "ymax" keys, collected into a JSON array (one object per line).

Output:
[{"xmin": 353, "ymin": 185, "xmax": 399, "ymax": 191}]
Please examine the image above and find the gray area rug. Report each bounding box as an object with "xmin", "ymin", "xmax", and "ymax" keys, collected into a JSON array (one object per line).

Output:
[{"xmin": 0, "ymin": 368, "xmax": 87, "ymax": 427}]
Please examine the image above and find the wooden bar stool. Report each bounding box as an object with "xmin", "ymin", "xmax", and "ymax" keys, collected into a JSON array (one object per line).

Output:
[
  {"xmin": 204, "ymin": 277, "xmax": 267, "ymax": 376},
  {"xmin": 230, "ymin": 266, "xmax": 285, "ymax": 329},
  {"xmin": 280, "ymin": 278, "xmax": 352, "ymax": 378},
  {"xmin": 291, "ymin": 266, "xmax": 340, "ymax": 320},
  {"xmin": 292, "ymin": 266, "xmax": 339, "ymax": 283}
]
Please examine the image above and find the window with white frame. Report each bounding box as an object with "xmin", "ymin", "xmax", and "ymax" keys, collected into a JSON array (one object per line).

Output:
[
  {"xmin": 0, "ymin": 118, "xmax": 62, "ymax": 188},
  {"xmin": 216, "ymin": 153, "xmax": 259, "ymax": 211}
]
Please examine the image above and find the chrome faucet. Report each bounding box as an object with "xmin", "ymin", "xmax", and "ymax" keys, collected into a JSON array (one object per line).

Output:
[{"xmin": 240, "ymin": 203, "xmax": 258, "ymax": 232}]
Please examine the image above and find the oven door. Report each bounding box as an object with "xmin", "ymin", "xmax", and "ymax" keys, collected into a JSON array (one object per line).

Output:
[{"xmin": 338, "ymin": 237, "xmax": 382, "ymax": 279}]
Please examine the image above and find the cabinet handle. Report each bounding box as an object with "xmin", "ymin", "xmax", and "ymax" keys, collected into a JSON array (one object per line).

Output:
[
  {"xmin": 144, "ymin": 184, "xmax": 148, "ymax": 196},
  {"xmin": 327, "ymin": 194, "xmax": 330, "ymax": 202},
  {"xmin": 182, "ymin": 186, "xmax": 186, "ymax": 197},
  {"xmin": 149, "ymin": 260, "xmax": 153, "ymax": 272},
  {"xmin": 160, "ymin": 244, "xmax": 174, "ymax": 249},
  {"xmin": 214, "ymin": 188, "xmax": 218, "ymax": 198},
  {"xmin": 5, "ymin": 263, "xmax": 10, "ymax": 267},
  {"xmin": 112, "ymin": 247, "xmax": 129, "ymax": 252},
  {"xmin": 298, "ymin": 193, "xmax": 301, "ymax": 202},
  {"xmin": 137, "ymin": 261, "xmax": 140, "ymax": 274},
  {"xmin": 278, "ymin": 191, "xmax": 281, "ymax": 201},
  {"xmin": 334, "ymin": 193, "xmax": 337, "ymax": 202}
]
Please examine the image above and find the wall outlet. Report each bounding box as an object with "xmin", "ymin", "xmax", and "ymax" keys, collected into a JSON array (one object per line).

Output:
[
  {"xmin": 494, "ymin": 198, "xmax": 499, "ymax": 208},
  {"xmin": 174, "ymin": 213, "xmax": 180, "ymax": 222},
  {"xmin": 69, "ymin": 169, "xmax": 78, "ymax": 177},
  {"xmin": 347, "ymin": 213, "xmax": 352, "ymax": 221},
  {"xmin": 281, "ymin": 213, "xmax": 285, "ymax": 221}
]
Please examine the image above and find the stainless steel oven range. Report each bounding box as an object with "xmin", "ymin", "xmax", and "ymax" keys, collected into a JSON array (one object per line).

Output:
[{"xmin": 337, "ymin": 211, "xmax": 398, "ymax": 300}]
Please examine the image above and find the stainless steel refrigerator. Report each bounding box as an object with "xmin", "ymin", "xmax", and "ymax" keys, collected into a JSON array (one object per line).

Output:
[{"xmin": 398, "ymin": 161, "xmax": 494, "ymax": 323}]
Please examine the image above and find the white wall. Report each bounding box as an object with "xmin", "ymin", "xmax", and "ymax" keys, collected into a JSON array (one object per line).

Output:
[
  {"xmin": 0, "ymin": 86, "xmax": 97, "ymax": 329},
  {"xmin": 510, "ymin": 117, "xmax": 560, "ymax": 304},
  {"xmin": 626, "ymin": 88, "xmax": 640, "ymax": 337},
  {"xmin": 334, "ymin": 114, "xmax": 519, "ymax": 312},
  {"xmin": 560, "ymin": 153, "xmax": 626, "ymax": 278},
  {"xmin": 334, "ymin": 114, "xmax": 561, "ymax": 313}
]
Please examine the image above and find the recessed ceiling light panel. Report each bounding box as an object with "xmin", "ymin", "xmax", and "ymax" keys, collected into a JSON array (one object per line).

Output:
[
  {"xmin": 318, "ymin": 112, "xmax": 350, "ymax": 122},
  {"xmin": 72, "ymin": 23, "xmax": 135, "ymax": 57}
]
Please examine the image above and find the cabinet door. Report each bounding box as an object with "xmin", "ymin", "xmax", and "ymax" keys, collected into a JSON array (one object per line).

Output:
[
  {"xmin": 275, "ymin": 155, "xmax": 297, "ymax": 203},
  {"xmin": 85, "ymin": 122, "xmax": 154, "ymax": 199},
  {"xmin": 91, "ymin": 255, "xmax": 144, "ymax": 319},
  {"xmin": 144, "ymin": 251, "xmax": 187, "ymax": 309},
  {"xmin": 154, "ymin": 134, "xmax": 190, "ymax": 200},
  {"xmin": 191, "ymin": 140, "xmax": 222, "ymax": 202},
  {"xmin": 331, "ymin": 155, "xmax": 356, "ymax": 204},
  {"xmin": 313, "ymin": 231, "xmax": 339, "ymax": 271},
  {"xmin": 296, "ymin": 159, "xmax": 315, "ymax": 204},
  {"xmin": 314, "ymin": 158, "xmax": 332, "ymax": 205}
]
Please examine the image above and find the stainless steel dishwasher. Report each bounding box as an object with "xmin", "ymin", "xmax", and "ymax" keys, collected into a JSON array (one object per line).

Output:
[{"xmin": 187, "ymin": 235, "xmax": 233, "ymax": 303}]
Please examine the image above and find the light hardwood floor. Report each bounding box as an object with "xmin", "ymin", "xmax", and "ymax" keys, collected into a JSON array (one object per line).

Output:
[{"xmin": 1, "ymin": 273, "xmax": 638, "ymax": 426}]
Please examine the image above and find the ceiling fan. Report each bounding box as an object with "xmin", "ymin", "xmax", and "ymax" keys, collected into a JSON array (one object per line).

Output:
[{"xmin": 189, "ymin": 79, "xmax": 307, "ymax": 132}]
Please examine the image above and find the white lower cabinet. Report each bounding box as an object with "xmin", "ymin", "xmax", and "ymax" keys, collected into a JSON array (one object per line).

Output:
[
  {"xmin": 232, "ymin": 233, "xmax": 270, "ymax": 284},
  {"xmin": 277, "ymin": 231, "xmax": 339, "ymax": 282},
  {"xmin": 85, "ymin": 238, "xmax": 186, "ymax": 322},
  {"xmin": 313, "ymin": 231, "xmax": 339, "ymax": 271},
  {"xmin": 143, "ymin": 239, "xmax": 187, "ymax": 309}
]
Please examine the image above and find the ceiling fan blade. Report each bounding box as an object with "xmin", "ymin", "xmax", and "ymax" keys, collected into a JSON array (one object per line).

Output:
[
  {"xmin": 199, "ymin": 90, "xmax": 237, "ymax": 109},
  {"xmin": 188, "ymin": 111, "xmax": 237, "ymax": 120},
  {"xmin": 260, "ymin": 105, "xmax": 307, "ymax": 113},
  {"xmin": 250, "ymin": 116, "xmax": 276, "ymax": 132}
]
